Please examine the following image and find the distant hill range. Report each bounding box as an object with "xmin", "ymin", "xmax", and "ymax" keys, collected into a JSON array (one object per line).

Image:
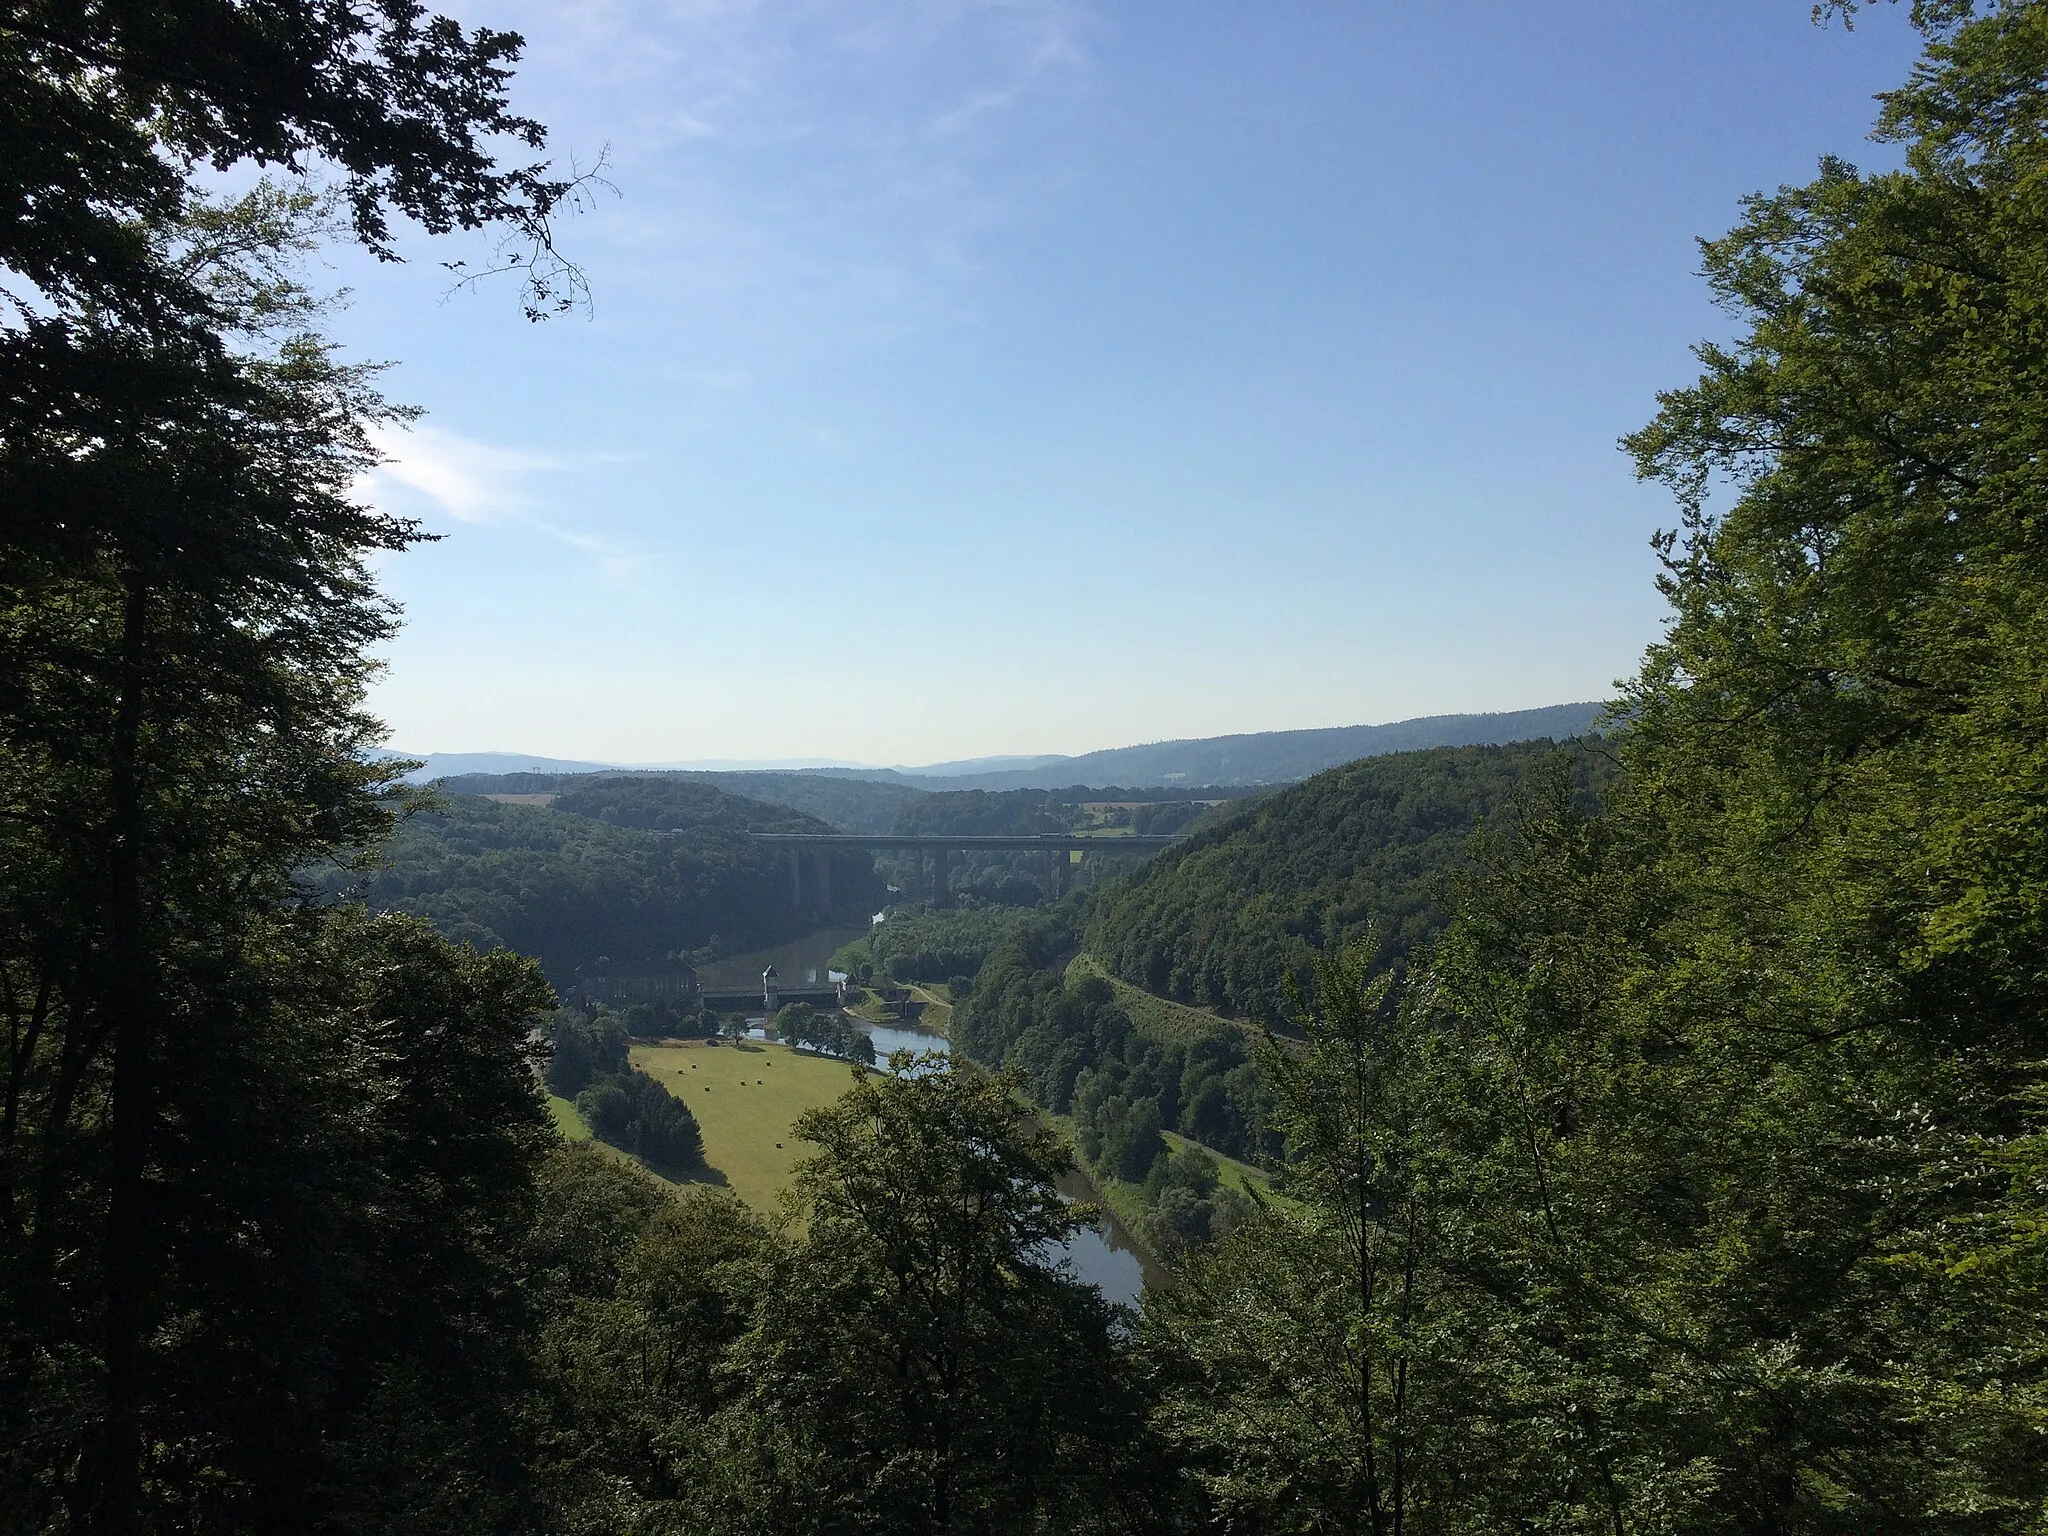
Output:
[
  {"xmin": 861, "ymin": 703, "xmax": 1608, "ymax": 790},
  {"xmin": 391, "ymin": 702, "xmax": 1608, "ymax": 793}
]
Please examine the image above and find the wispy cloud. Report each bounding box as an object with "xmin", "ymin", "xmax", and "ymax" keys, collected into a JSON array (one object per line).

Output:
[
  {"xmin": 364, "ymin": 422, "xmax": 652, "ymax": 584},
  {"xmin": 366, "ymin": 422, "xmax": 562, "ymax": 524},
  {"xmin": 460, "ymin": 0, "xmax": 1100, "ymax": 370}
]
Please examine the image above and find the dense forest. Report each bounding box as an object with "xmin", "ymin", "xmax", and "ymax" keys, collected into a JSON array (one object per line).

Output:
[
  {"xmin": 960, "ymin": 914, "xmax": 1280, "ymax": 1170},
  {"xmin": 328, "ymin": 789, "xmax": 884, "ymax": 983},
  {"xmin": 438, "ymin": 768, "xmax": 923, "ymax": 834},
  {"xmin": 832, "ymin": 905, "xmax": 1036, "ymax": 983},
  {"xmin": 889, "ymin": 787, "xmax": 1078, "ymax": 836},
  {"xmin": 9, "ymin": 4, "xmax": 2048, "ymax": 1534},
  {"xmin": 1086, "ymin": 738, "xmax": 1593, "ymax": 1024},
  {"xmin": 545, "ymin": 1009, "xmax": 707, "ymax": 1168}
]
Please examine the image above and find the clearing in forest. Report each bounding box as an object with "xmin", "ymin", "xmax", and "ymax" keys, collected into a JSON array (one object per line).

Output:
[{"xmin": 630, "ymin": 1039, "xmax": 867, "ymax": 1210}]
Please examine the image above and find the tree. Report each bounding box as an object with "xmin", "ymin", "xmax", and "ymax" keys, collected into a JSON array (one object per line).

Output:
[
  {"xmin": 1, "ymin": 8, "xmax": 591, "ymax": 1531},
  {"xmin": 1098, "ymin": 1095, "xmax": 1166, "ymax": 1185},
  {"xmin": 711, "ymin": 1058, "xmax": 1152, "ymax": 1534},
  {"xmin": 525, "ymin": 1154, "xmax": 769, "ymax": 1530},
  {"xmin": 1143, "ymin": 944, "xmax": 1482, "ymax": 1532},
  {"xmin": 547, "ymin": 1008, "xmax": 629, "ymax": 1096},
  {"xmin": 0, "ymin": 177, "xmax": 583, "ymax": 1531},
  {"xmin": 2, "ymin": 0, "xmax": 584, "ymax": 322},
  {"xmin": 776, "ymin": 1001, "xmax": 878, "ymax": 1066},
  {"xmin": 0, "ymin": 186, "xmax": 429, "ymax": 1531},
  {"xmin": 575, "ymin": 1068, "xmax": 703, "ymax": 1171},
  {"xmin": 1583, "ymin": 1, "xmax": 2048, "ymax": 1520},
  {"xmin": 774, "ymin": 1001, "xmax": 820, "ymax": 1050},
  {"xmin": 1224, "ymin": 6, "xmax": 2048, "ymax": 1528}
]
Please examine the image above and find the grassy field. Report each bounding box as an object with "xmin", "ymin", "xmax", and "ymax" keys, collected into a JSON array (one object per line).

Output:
[
  {"xmin": 547, "ymin": 1094, "xmax": 589, "ymax": 1140},
  {"xmin": 847, "ymin": 992, "xmax": 894, "ymax": 1025},
  {"xmin": 630, "ymin": 1040, "xmax": 866, "ymax": 1210},
  {"xmin": 1162, "ymin": 1129, "xmax": 1281, "ymax": 1205},
  {"xmin": 905, "ymin": 982, "xmax": 953, "ymax": 1035}
]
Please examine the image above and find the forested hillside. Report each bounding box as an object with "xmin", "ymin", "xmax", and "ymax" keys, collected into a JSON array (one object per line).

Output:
[
  {"xmin": 14, "ymin": 5, "xmax": 2048, "ymax": 1533},
  {"xmin": 336, "ymin": 791, "xmax": 884, "ymax": 982},
  {"xmin": 830, "ymin": 702, "xmax": 1607, "ymax": 789},
  {"xmin": 834, "ymin": 905, "xmax": 1038, "ymax": 983},
  {"xmin": 1087, "ymin": 738, "xmax": 1595, "ymax": 1024},
  {"xmin": 435, "ymin": 769, "xmax": 921, "ymax": 833},
  {"xmin": 890, "ymin": 787, "xmax": 1077, "ymax": 836},
  {"xmin": 548, "ymin": 774, "xmax": 829, "ymax": 833}
]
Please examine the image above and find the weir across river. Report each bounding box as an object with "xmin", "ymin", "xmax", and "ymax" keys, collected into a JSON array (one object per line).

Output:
[{"xmin": 746, "ymin": 831, "xmax": 1178, "ymax": 904}]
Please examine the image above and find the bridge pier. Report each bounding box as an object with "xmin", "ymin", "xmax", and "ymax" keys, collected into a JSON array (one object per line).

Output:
[{"xmin": 786, "ymin": 850, "xmax": 833, "ymax": 911}]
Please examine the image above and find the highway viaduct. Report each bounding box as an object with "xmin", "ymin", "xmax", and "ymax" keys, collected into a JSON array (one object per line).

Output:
[{"xmin": 746, "ymin": 832, "xmax": 1178, "ymax": 906}]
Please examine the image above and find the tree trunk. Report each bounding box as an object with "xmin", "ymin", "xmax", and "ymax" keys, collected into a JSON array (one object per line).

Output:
[{"xmin": 92, "ymin": 568, "xmax": 152, "ymax": 1536}]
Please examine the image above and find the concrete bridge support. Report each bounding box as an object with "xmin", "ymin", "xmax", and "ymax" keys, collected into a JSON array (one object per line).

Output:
[{"xmin": 786, "ymin": 850, "xmax": 835, "ymax": 911}]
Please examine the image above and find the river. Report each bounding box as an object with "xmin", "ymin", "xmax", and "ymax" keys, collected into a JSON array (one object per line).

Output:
[{"xmin": 743, "ymin": 1011, "xmax": 1162, "ymax": 1310}]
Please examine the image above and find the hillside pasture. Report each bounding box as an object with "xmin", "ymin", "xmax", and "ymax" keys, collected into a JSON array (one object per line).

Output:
[
  {"xmin": 1066, "ymin": 953, "xmax": 1253, "ymax": 1045},
  {"xmin": 630, "ymin": 1039, "xmax": 866, "ymax": 1209}
]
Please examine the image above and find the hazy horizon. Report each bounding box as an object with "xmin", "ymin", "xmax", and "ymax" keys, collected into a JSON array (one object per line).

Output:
[{"xmin": 386, "ymin": 699, "xmax": 1610, "ymax": 779}]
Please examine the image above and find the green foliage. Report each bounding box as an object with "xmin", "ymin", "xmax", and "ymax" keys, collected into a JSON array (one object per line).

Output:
[
  {"xmin": 520, "ymin": 1063, "xmax": 1163, "ymax": 1535},
  {"xmin": 773, "ymin": 1001, "xmax": 877, "ymax": 1065},
  {"xmin": 545, "ymin": 1007, "xmax": 629, "ymax": 1096},
  {"xmin": 1, "ymin": 0, "xmax": 577, "ymax": 321},
  {"xmin": 549, "ymin": 774, "xmax": 830, "ymax": 835},
  {"xmin": 963, "ymin": 930, "xmax": 1278, "ymax": 1175},
  {"xmin": 1087, "ymin": 739, "xmax": 1596, "ymax": 1025},
  {"xmin": 1142, "ymin": 943, "xmax": 1514, "ymax": 1532},
  {"xmin": 855, "ymin": 904, "xmax": 1039, "ymax": 984},
  {"xmin": 439, "ymin": 768, "xmax": 924, "ymax": 833},
  {"xmin": 575, "ymin": 1068, "xmax": 704, "ymax": 1172},
  {"xmin": 890, "ymin": 787, "xmax": 1079, "ymax": 836},
  {"xmin": 711, "ymin": 1058, "xmax": 1155, "ymax": 1534},
  {"xmin": 522, "ymin": 1147, "xmax": 770, "ymax": 1531},
  {"xmin": 1140, "ymin": 10, "xmax": 2048, "ymax": 1526},
  {"xmin": 885, "ymin": 790, "xmax": 1088, "ymax": 905},
  {"xmin": 961, "ymin": 916, "xmax": 1279, "ymax": 1270},
  {"xmin": 334, "ymin": 791, "xmax": 885, "ymax": 984},
  {"xmin": 623, "ymin": 996, "xmax": 715, "ymax": 1040},
  {"xmin": 0, "ymin": 178, "xmax": 566, "ymax": 1529},
  {"xmin": 1130, "ymin": 800, "xmax": 1207, "ymax": 836},
  {"xmin": 1134, "ymin": 1146, "xmax": 1254, "ymax": 1265}
]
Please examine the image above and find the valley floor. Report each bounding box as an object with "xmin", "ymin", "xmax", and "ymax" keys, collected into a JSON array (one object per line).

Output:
[{"xmin": 631, "ymin": 1039, "xmax": 868, "ymax": 1207}]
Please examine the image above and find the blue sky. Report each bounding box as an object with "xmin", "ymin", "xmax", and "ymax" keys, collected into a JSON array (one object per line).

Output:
[{"xmin": 340, "ymin": 0, "xmax": 1925, "ymax": 766}]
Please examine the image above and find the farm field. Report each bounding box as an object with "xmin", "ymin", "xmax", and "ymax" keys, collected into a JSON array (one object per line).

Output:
[{"xmin": 630, "ymin": 1039, "xmax": 866, "ymax": 1209}]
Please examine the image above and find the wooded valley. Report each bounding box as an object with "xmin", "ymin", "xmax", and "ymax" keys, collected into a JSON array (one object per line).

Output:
[{"xmin": 6, "ymin": 3, "xmax": 2048, "ymax": 1532}]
